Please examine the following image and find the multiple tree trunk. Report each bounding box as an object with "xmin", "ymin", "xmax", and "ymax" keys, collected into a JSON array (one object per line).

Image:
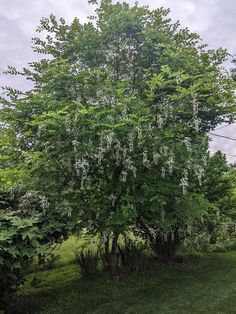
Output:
[
  {"xmin": 104, "ymin": 233, "xmax": 119, "ymax": 276},
  {"xmin": 137, "ymin": 219, "xmax": 184, "ymax": 262}
]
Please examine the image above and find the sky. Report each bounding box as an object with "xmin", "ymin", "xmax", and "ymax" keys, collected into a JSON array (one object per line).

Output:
[{"xmin": 0, "ymin": 0, "xmax": 236, "ymax": 161}]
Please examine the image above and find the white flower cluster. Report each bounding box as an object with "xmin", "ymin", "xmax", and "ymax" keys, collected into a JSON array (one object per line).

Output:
[
  {"xmin": 65, "ymin": 115, "xmax": 71, "ymax": 132},
  {"xmin": 68, "ymin": 96, "xmax": 207, "ymax": 196},
  {"xmin": 135, "ymin": 125, "xmax": 142, "ymax": 139},
  {"xmin": 109, "ymin": 193, "xmax": 117, "ymax": 207},
  {"xmin": 75, "ymin": 158, "xmax": 89, "ymax": 184},
  {"xmin": 183, "ymin": 137, "xmax": 191, "ymax": 152},
  {"xmin": 194, "ymin": 164, "xmax": 204, "ymax": 186},
  {"xmin": 153, "ymin": 152, "xmax": 160, "ymax": 165},
  {"xmin": 156, "ymin": 114, "xmax": 164, "ymax": 129},
  {"xmin": 161, "ymin": 167, "xmax": 166, "ymax": 178},
  {"xmin": 179, "ymin": 169, "xmax": 189, "ymax": 194},
  {"xmin": 72, "ymin": 139, "xmax": 79, "ymax": 152},
  {"xmin": 128, "ymin": 133, "xmax": 134, "ymax": 152},
  {"xmin": 105, "ymin": 131, "xmax": 114, "ymax": 150},
  {"xmin": 121, "ymin": 170, "xmax": 128, "ymax": 182},
  {"xmin": 37, "ymin": 124, "xmax": 46, "ymax": 137},
  {"xmin": 161, "ymin": 209, "xmax": 165, "ymax": 222},
  {"xmin": 192, "ymin": 97, "xmax": 201, "ymax": 132},
  {"xmin": 167, "ymin": 152, "xmax": 174, "ymax": 174},
  {"xmin": 40, "ymin": 195, "xmax": 50, "ymax": 210},
  {"xmin": 142, "ymin": 151, "xmax": 149, "ymax": 167}
]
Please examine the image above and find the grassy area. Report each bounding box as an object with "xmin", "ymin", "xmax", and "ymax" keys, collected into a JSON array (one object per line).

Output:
[{"xmin": 13, "ymin": 237, "xmax": 236, "ymax": 314}]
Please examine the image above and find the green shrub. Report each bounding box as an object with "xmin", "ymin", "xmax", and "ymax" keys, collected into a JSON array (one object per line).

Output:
[
  {"xmin": 0, "ymin": 189, "xmax": 73, "ymax": 310},
  {"xmin": 120, "ymin": 239, "xmax": 147, "ymax": 273},
  {"xmin": 182, "ymin": 218, "xmax": 236, "ymax": 254},
  {"xmin": 74, "ymin": 248, "xmax": 99, "ymax": 279},
  {"xmin": 0, "ymin": 210, "xmax": 48, "ymax": 308}
]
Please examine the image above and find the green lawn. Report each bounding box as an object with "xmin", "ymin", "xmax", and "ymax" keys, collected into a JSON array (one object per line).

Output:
[{"xmin": 13, "ymin": 237, "xmax": 236, "ymax": 314}]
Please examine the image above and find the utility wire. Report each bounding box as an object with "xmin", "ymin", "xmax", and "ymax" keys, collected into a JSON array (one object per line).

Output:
[
  {"xmin": 209, "ymin": 133, "xmax": 236, "ymax": 142},
  {"xmin": 209, "ymin": 132, "xmax": 236, "ymax": 159},
  {"xmin": 223, "ymin": 153, "xmax": 236, "ymax": 158}
]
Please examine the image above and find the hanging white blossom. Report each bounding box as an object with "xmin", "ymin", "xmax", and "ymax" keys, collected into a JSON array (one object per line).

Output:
[
  {"xmin": 161, "ymin": 209, "xmax": 165, "ymax": 222},
  {"xmin": 153, "ymin": 152, "xmax": 160, "ymax": 165},
  {"xmin": 156, "ymin": 114, "xmax": 164, "ymax": 129},
  {"xmin": 105, "ymin": 131, "xmax": 114, "ymax": 150},
  {"xmin": 121, "ymin": 170, "xmax": 128, "ymax": 182},
  {"xmin": 135, "ymin": 125, "xmax": 142, "ymax": 139},
  {"xmin": 194, "ymin": 164, "xmax": 204, "ymax": 186},
  {"xmin": 161, "ymin": 166, "xmax": 166, "ymax": 178},
  {"xmin": 114, "ymin": 140, "xmax": 121, "ymax": 164},
  {"xmin": 37, "ymin": 124, "xmax": 46, "ymax": 137},
  {"xmin": 160, "ymin": 145, "xmax": 168, "ymax": 156},
  {"xmin": 183, "ymin": 137, "xmax": 191, "ymax": 152},
  {"xmin": 130, "ymin": 165, "xmax": 137, "ymax": 177},
  {"xmin": 128, "ymin": 133, "xmax": 134, "ymax": 152},
  {"xmin": 179, "ymin": 169, "xmax": 189, "ymax": 194},
  {"xmin": 167, "ymin": 152, "xmax": 174, "ymax": 174},
  {"xmin": 193, "ymin": 117, "xmax": 201, "ymax": 132},
  {"xmin": 75, "ymin": 158, "xmax": 89, "ymax": 178},
  {"xmin": 109, "ymin": 193, "xmax": 117, "ymax": 207},
  {"xmin": 72, "ymin": 139, "xmax": 79, "ymax": 152},
  {"xmin": 142, "ymin": 151, "xmax": 149, "ymax": 167}
]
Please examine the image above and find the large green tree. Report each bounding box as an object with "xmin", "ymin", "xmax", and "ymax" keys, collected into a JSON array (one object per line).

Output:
[{"xmin": 1, "ymin": 0, "xmax": 235, "ymax": 272}]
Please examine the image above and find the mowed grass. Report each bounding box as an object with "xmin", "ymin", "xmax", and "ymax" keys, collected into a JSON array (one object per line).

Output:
[{"xmin": 14, "ymin": 237, "xmax": 236, "ymax": 314}]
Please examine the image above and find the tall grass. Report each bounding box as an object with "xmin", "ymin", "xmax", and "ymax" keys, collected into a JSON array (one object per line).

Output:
[
  {"xmin": 74, "ymin": 248, "xmax": 99, "ymax": 279},
  {"xmin": 120, "ymin": 239, "xmax": 147, "ymax": 273}
]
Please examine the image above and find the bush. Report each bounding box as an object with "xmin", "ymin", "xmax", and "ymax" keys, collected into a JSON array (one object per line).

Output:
[
  {"xmin": 74, "ymin": 248, "xmax": 99, "ymax": 279},
  {"xmin": 120, "ymin": 239, "xmax": 147, "ymax": 273},
  {"xmin": 0, "ymin": 210, "xmax": 48, "ymax": 309},
  {"xmin": 0, "ymin": 189, "xmax": 73, "ymax": 310},
  {"xmin": 182, "ymin": 217, "xmax": 236, "ymax": 254}
]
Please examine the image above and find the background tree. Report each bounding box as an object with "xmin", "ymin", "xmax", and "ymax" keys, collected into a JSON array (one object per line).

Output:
[{"xmin": 202, "ymin": 151, "xmax": 236, "ymax": 247}]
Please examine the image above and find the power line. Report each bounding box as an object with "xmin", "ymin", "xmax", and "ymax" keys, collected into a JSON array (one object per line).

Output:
[
  {"xmin": 224, "ymin": 153, "xmax": 236, "ymax": 158},
  {"xmin": 209, "ymin": 133, "xmax": 236, "ymax": 142}
]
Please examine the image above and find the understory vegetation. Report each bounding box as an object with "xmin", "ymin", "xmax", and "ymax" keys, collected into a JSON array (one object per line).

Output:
[
  {"xmin": 1, "ymin": 0, "xmax": 236, "ymax": 312},
  {"xmin": 8, "ymin": 237, "xmax": 236, "ymax": 313}
]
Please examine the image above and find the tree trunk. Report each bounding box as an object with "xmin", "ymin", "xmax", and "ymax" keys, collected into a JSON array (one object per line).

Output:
[
  {"xmin": 110, "ymin": 233, "xmax": 119, "ymax": 276},
  {"xmin": 104, "ymin": 235, "xmax": 110, "ymax": 271},
  {"xmin": 152, "ymin": 228, "xmax": 182, "ymax": 262}
]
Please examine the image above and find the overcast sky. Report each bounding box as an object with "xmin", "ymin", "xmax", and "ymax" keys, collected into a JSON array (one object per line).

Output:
[{"xmin": 0, "ymin": 0, "xmax": 236, "ymax": 161}]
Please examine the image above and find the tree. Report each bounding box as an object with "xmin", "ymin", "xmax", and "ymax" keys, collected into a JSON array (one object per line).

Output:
[
  {"xmin": 201, "ymin": 151, "xmax": 236, "ymax": 247},
  {"xmin": 1, "ymin": 0, "xmax": 235, "ymax": 272}
]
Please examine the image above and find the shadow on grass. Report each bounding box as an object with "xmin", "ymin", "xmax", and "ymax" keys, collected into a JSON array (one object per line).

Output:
[{"xmin": 8, "ymin": 252, "xmax": 236, "ymax": 314}]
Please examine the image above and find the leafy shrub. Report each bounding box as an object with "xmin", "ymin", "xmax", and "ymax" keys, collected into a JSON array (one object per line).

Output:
[
  {"xmin": 0, "ymin": 210, "xmax": 48, "ymax": 308},
  {"xmin": 183, "ymin": 229, "xmax": 211, "ymax": 253},
  {"xmin": 120, "ymin": 239, "xmax": 147, "ymax": 273},
  {"xmin": 0, "ymin": 189, "xmax": 73, "ymax": 310},
  {"xmin": 74, "ymin": 248, "xmax": 99, "ymax": 279},
  {"xmin": 183, "ymin": 216, "xmax": 236, "ymax": 254}
]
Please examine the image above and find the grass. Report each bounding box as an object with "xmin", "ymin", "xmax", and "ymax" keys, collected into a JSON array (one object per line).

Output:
[
  {"xmin": 53, "ymin": 236, "xmax": 83, "ymax": 266},
  {"xmin": 12, "ymin": 237, "xmax": 236, "ymax": 314}
]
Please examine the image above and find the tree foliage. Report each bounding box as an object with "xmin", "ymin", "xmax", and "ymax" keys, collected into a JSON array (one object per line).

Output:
[
  {"xmin": 0, "ymin": 209, "xmax": 46, "ymax": 306},
  {"xmin": 0, "ymin": 0, "xmax": 235, "ymax": 274}
]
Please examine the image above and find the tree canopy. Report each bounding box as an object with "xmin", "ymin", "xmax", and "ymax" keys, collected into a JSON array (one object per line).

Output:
[{"xmin": 1, "ymin": 0, "xmax": 235, "ymax": 276}]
